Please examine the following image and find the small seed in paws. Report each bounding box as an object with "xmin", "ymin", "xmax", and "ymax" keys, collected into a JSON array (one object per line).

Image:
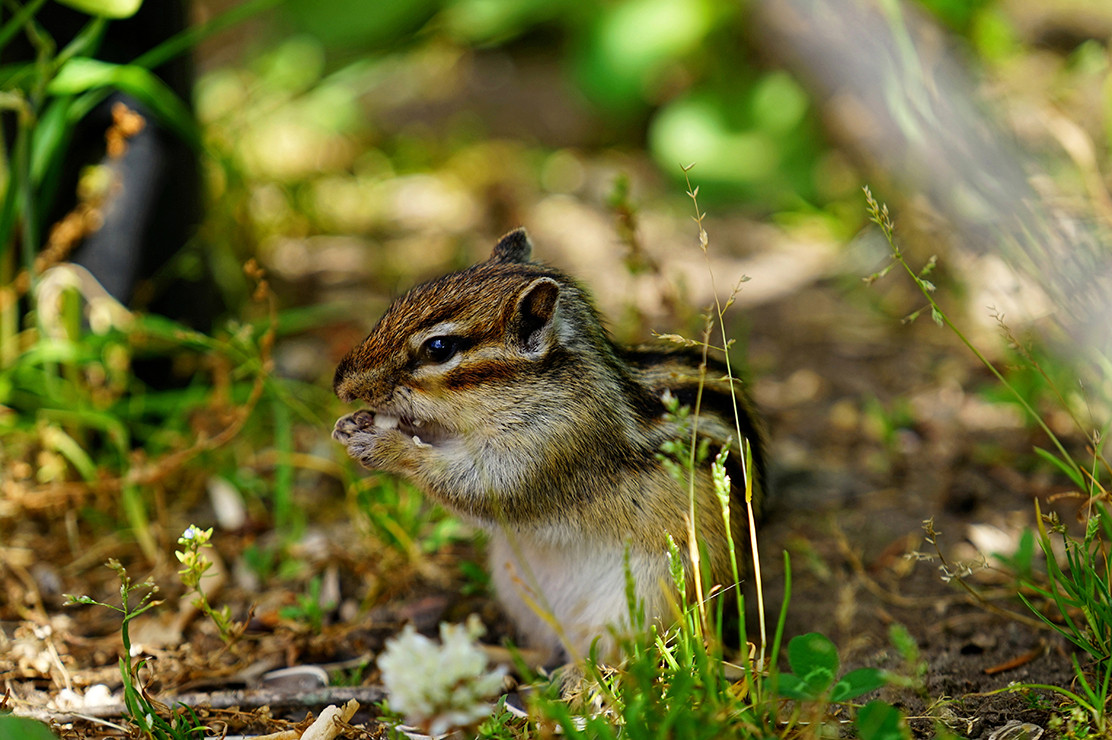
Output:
[{"xmin": 375, "ymin": 413, "xmax": 400, "ymax": 430}]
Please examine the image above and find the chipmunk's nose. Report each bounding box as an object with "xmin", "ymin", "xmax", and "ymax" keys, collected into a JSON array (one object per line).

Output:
[
  {"xmin": 333, "ymin": 378, "xmax": 359, "ymax": 403},
  {"xmin": 333, "ymin": 339, "xmax": 409, "ymax": 403},
  {"xmin": 333, "ymin": 368, "xmax": 372, "ymax": 403},
  {"xmin": 333, "ymin": 353, "xmax": 381, "ymax": 403}
]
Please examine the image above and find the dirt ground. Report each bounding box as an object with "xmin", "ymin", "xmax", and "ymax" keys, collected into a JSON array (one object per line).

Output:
[
  {"xmin": 746, "ymin": 277, "xmax": 1084, "ymax": 737},
  {"xmin": 3, "ymin": 13, "xmax": 1103, "ymax": 735},
  {"xmin": 2, "ymin": 209, "xmax": 1092, "ymax": 738}
]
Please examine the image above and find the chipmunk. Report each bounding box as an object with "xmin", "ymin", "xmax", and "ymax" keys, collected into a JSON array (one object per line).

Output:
[{"xmin": 332, "ymin": 229, "xmax": 766, "ymax": 661}]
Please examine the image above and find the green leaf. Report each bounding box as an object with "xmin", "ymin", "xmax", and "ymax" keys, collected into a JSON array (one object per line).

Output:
[
  {"xmin": 787, "ymin": 632, "xmax": 839, "ymax": 691},
  {"xmin": 282, "ymin": 0, "xmax": 437, "ymax": 50},
  {"xmin": 775, "ymin": 672, "xmax": 818, "ymax": 700},
  {"xmin": 443, "ymin": 0, "xmax": 568, "ymax": 44},
  {"xmin": 0, "ymin": 716, "xmax": 61, "ymax": 740},
  {"xmin": 1032, "ymin": 446, "xmax": 1085, "ymax": 488},
  {"xmin": 30, "ymin": 98, "xmax": 74, "ymax": 185},
  {"xmin": 750, "ymin": 71, "xmax": 809, "ymax": 135},
  {"xmin": 47, "ymin": 57, "xmax": 130, "ymax": 93},
  {"xmin": 55, "ymin": 0, "xmax": 143, "ymax": 19},
  {"xmin": 801, "ymin": 666, "xmax": 836, "ymax": 693},
  {"xmin": 856, "ymin": 700, "xmax": 908, "ymax": 740},
  {"xmin": 575, "ymin": 0, "xmax": 718, "ymax": 112},
  {"xmin": 0, "ymin": 0, "xmax": 50, "ymax": 53},
  {"xmin": 55, "ymin": 17, "xmax": 108, "ymax": 67},
  {"xmin": 38, "ymin": 407, "xmax": 130, "ymax": 454},
  {"xmin": 47, "ymin": 58, "xmax": 201, "ymax": 150},
  {"xmin": 129, "ymin": 313, "xmax": 219, "ymax": 350},
  {"xmin": 12, "ymin": 337, "xmax": 88, "ymax": 366},
  {"xmin": 831, "ymin": 667, "xmax": 888, "ymax": 701},
  {"xmin": 0, "ymin": 62, "xmax": 34, "ymax": 91}
]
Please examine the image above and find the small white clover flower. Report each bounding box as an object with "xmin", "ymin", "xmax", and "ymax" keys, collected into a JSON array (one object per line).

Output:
[{"xmin": 378, "ymin": 615, "xmax": 506, "ymax": 736}]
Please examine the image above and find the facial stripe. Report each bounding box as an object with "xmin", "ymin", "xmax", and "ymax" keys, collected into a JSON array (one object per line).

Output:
[{"xmin": 443, "ymin": 358, "xmax": 521, "ymax": 389}]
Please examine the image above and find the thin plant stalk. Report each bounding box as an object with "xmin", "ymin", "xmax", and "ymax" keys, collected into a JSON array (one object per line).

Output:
[
  {"xmin": 686, "ymin": 329, "xmax": 709, "ymax": 644},
  {"xmin": 864, "ymin": 186, "xmax": 1083, "ymax": 487},
  {"xmin": 682, "ymin": 163, "xmax": 767, "ymax": 674}
]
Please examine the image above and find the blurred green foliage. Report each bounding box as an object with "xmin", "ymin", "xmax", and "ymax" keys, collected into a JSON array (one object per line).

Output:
[
  {"xmin": 271, "ymin": 0, "xmax": 831, "ymax": 209},
  {"xmin": 0, "ymin": 716, "xmax": 58, "ymax": 740},
  {"xmin": 56, "ymin": 0, "xmax": 143, "ymax": 19},
  {"xmin": 915, "ymin": 0, "xmax": 993, "ymax": 35},
  {"xmin": 0, "ymin": 0, "xmax": 336, "ymax": 565},
  {"xmin": 283, "ymin": 0, "xmax": 440, "ymax": 51},
  {"xmin": 269, "ymin": 0, "xmax": 1020, "ymax": 212},
  {"xmin": 570, "ymin": 0, "xmax": 725, "ymax": 112}
]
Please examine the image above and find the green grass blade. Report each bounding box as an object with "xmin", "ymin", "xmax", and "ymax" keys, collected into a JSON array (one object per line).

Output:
[
  {"xmin": 121, "ymin": 481, "xmax": 157, "ymax": 563},
  {"xmin": 0, "ymin": 61, "xmax": 35, "ymax": 89},
  {"xmin": 272, "ymin": 397, "xmax": 295, "ymax": 535},
  {"xmin": 0, "ymin": 0, "xmax": 50, "ymax": 53},
  {"xmin": 30, "ymin": 96, "xmax": 73, "ymax": 184},
  {"xmin": 132, "ymin": 0, "xmax": 282, "ymax": 71},
  {"xmin": 53, "ymin": 16, "xmax": 107, "ymax": 69},
  {"xmin": 766, "ymin": 549, "xmax": 792, "ymax": 705},
  {"xmin": 1017, "ymin": 592, "xmax": 1092, "ymax": 655},
  {"xmin": 1033, "ymin": 446, "xmax": 1085, "ymax": 489},
  {"xmin": 47, "ymin": 57, "xmax": 201, "ymax": 150},
  {"xmin": 41, "ymin": 425, "xmax": 98, "ymax": 481}
]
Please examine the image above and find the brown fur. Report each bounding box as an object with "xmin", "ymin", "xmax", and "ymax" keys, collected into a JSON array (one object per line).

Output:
[{"xmin": 332, "ymin": 228, "xmax": 767, "ymax": 660}]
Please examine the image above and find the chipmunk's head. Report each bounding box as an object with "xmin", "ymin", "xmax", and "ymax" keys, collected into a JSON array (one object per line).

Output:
[{"xmin": 332, "ymin": 229, "xmax": 603, "ymax": 443}]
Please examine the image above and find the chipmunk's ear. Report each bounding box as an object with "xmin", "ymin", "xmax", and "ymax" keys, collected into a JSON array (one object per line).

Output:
[
  {"xmin": 511, "ymin": 277, "xmax": 560, "ymax": 355},
  {"xmin": 491, "ymin": 228, "xmax": 533, "ymax": 264}
]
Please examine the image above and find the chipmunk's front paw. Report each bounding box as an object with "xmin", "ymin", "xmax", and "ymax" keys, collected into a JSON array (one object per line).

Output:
[
  {"xmin": 332, "ymin": 409, "xmax": 375, "ymax": 443},
  {"xmin": 332, "ymin": 411, "xmax": 411, "ymax": 471}
]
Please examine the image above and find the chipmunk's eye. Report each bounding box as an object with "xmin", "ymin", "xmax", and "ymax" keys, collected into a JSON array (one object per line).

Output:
[{"xmin": 420, "ymin": 336, "xmax": 461, "ymax": 364}]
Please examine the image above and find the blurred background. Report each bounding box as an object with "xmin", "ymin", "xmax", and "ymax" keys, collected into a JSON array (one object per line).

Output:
[
  {"xmin": 186, "ymin": 0, "xmax": 1112, "ymax": 343},
  {"xmin": 3, "ymin": 0, "xmax": 1112, "ymax": 724}
]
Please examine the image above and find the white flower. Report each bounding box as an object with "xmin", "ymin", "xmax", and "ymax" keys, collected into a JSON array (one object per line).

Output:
[
  {"xmin": 179, "ymin": 524, "xmax": 211, "ymax": 544},
  {"xmin": 52, "ymin": 689, "xmax": 83, "ymax": 710},
  {"xmin": 378, "ymin": 615, "xmax": 506, "ymax": 736},
  {"xmin": 83, "ymin": 684, "xmax": 113, "ymax": 706}
]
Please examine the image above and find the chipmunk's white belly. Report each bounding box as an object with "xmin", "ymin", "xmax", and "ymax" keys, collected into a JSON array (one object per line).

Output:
[{"xmin": 486, "ymin": 530, "xmax": 673, "ymax": 661}]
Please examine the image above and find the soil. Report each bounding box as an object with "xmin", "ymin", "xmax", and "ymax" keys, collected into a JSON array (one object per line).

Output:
[
  {"xmin": 2, "ymin": 236, "xmax": 1091, "ymax": 738},
  {"xmin": 746, "ymin": 282, "xmax": 1085, "ymax": 738},
  {"xmin": 3, "ymin": 24, "xmax": 1100, "ymax": 738}
]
